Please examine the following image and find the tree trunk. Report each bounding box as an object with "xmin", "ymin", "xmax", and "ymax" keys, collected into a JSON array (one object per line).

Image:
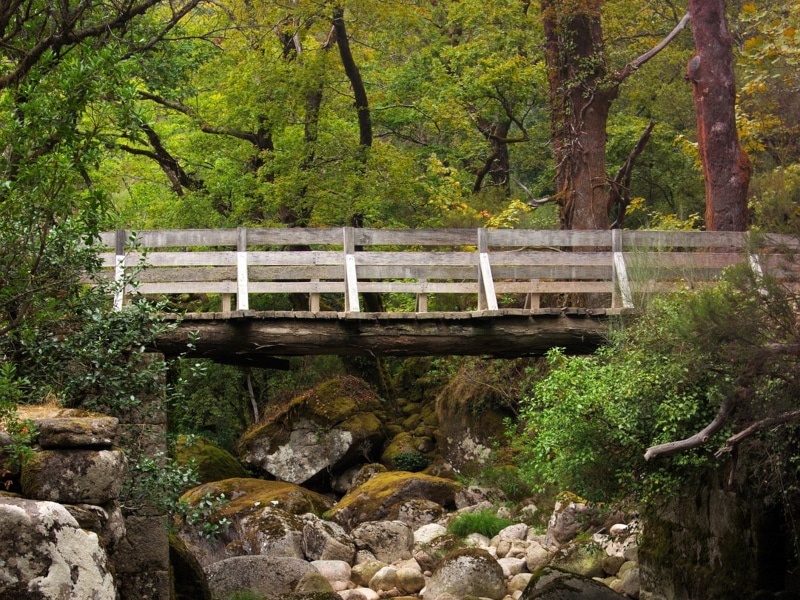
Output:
[
  {"xmin": 541, "ymin": 0, "xmax": 615, "ymax": 231},
  {"xmin": 687, "ymin": 0, "xmax": 750, "ymax": 231}
]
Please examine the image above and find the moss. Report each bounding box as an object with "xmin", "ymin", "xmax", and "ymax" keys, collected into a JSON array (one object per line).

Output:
[
  {"xmin": 238, "ymin": 376, "xmax": 382, "ymax": 455},
  {"xmin": 18, "ymin": 451, "xmax": 42, "ymax": 496},
  {"xmin": 326, "ymin": 471, "xmax": 462, "ymax": 526},
  {"xmin": 180, "ymin": 478, "xmax": 334, "ymax": 519},
  {"xmin": 173, "ymin": 436, "xmax": 248, "ymax": 484}
]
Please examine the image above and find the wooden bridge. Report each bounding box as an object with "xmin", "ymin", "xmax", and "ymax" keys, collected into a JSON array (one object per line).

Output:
[{"xmin": 97, "ymin": 228, "xmax": 796, "ymax": 364}]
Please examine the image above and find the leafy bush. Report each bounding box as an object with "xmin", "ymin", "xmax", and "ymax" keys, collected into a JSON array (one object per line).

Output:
[
  {"xmin": 393, "ymin": 451, "xmax": 429, "ymax": 472},
  {"xmin": 446, "ymin": 509, "xmax": 514, "ymax": 538},
  {"xmin": 513, "ymin": 263, "xmax": 800, "ymax": 505}
]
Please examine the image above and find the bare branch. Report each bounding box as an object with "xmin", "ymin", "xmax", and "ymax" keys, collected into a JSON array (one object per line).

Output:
[
  {"xmin": 513, "ymin": 178, "xmax": 557, "ymax": 208},
  {"xmin": 644, "ymin": 397, "xmax": 732, "ymax": 460},
  {"xmin": 715, "ymin": 408, "xmax": 800, "ymax": 458},
  {"xmin": 610, "ymin": 120, "xmax": 656, "ymax": 228},
  {"xmin": 616, "ymin": 12, "xmax": 690, "ymax": 82}
]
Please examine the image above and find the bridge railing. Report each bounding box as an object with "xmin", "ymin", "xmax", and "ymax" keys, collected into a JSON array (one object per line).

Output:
[{"xmin": 95, "ymin": 228, "xmax": 798, "ymax": 313}]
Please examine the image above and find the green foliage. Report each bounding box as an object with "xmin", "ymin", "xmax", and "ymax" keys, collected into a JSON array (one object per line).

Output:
[
  {"xmin": 470, "ymin": 464, "xmax": 533, "ymax": 503},
  {"xmin": 0, "ymin": 363, "xmax": 37, "ymax": 476},
  {"xmin": 392, "ymin": 451, "xmax": 430, "ymax": 473},
  {"xmin": 121, "ymin": 451, "xmax": 199, "ymax": 516},
  {"xmin": 175, "ymin": 492, "xmax": 232, "ymax": 540},
  {"xmin": 515, "ymin": 261, "xmax": 800, "ymax": 505},
  {"xmin": 446, "ymin": 509, "xmax": 514, "ymax": 538}
]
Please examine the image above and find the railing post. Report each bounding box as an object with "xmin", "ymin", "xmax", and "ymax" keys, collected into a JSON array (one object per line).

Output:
[
  {"xmin": 477, "ymin": 228, "xmax": 498, "ymax": 311},
  {"xmin": 113, "ymin": 229, "xmax": 126, "ymax": 311},
  {"xmin": 612, "ymin": 228, "xmax": 633, "ymax": 309},
  {"xmin": 236, "ymin": 227, "xmax": 249, "ymax": 311},
  {"xmin": 416, "ymin": 278, "xmax": 428, "ymax": 313},
  {"xmin": 343, "ymin": 227, "xmax": 360, "ymax": 313}
]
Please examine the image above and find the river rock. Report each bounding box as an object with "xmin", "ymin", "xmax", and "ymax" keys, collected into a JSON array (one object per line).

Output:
[
  {"xmin": 351, "ymin": 520, "xmax": 414, "ymax": 562},
  {"xmin": 520, "ymin": 567, "xmax": 626, "ymax": 599},
  {"xmin": 311, "ymin": 559, "xmax": 351, "ymax": 591},
  {"xmin": 351, "ymin": 559, "xmax": 388, "ymax": 587},
  {"xmin": 302, "ymin": 513, "xmax": 356, "ymax": 562},
  {"xmin": 422, "ymin": 548, "xmax": 507, "ymax": 600},
  {"xmin": 545, "ymin": 493, "xmax": 598, "ymax": 546},
  {"xmin": 387, "ymin": 498, "xmax": 445, "ymax": 529},
  {"xmin": 369, "ymin": 565, "xmax": 398, "ymax": 592},
  {"xmin": 21, "ymin": 448, "xmax": 127, "ymax": 504},
  {"xmin": 204, "ymin": 555, "xmax": 316, "ymax": 599},
  {"xmin": 0, "ymin": 497, "xmax": 116, "ymax": 599},
  {"xmin": 237, "ymin": 377, "xmax": 387, "ymax": 486}
]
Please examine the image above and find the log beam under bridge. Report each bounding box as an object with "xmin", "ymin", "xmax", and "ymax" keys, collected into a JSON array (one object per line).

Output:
[{"xmin": 150, "ymin": 309, "xmax": 617, "ymax": 366}]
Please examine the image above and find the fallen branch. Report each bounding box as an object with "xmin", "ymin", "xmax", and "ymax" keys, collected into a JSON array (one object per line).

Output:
[
  {"xmin": 644, "ymin": 398, "xmax": 732, "ymax": 460},
  {"xmin": 715, "ymin": 408, "xmax": 800, "ymax": 458}
]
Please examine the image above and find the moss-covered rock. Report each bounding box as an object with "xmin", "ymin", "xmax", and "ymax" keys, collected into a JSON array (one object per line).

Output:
[
  {"xmin": 326, "ymin": 471, "xmax": 462, "ymax": 530},
  {"xmin": 434, "ymin": 371, "xmax": 513, "ymax": 476},
  {"xmin": 172, "ymin": 435, "xmax": 248, "ymax": 485},
  {"xmin": 422, "ymin": 547, "xmax": 506, "ymax": 600},
  {"xmin": 237, "ymin": 377, "xmax": 387, "ymax": 486},
  {"xmin": 521, "ymin": 566, "xmax": 626, "ymax": 599},
  {"xmin": 180, "ymin": 478, "xmax": 334, "ymax": 519},
  {"xmin": 176, "ymin": 479, "xmax": 330, "ymax": 568}
]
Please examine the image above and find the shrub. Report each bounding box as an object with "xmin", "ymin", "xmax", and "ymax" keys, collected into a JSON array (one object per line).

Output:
[{"xmin": 393, "ymin": 451, "xmax": 429, "ymax": 472}]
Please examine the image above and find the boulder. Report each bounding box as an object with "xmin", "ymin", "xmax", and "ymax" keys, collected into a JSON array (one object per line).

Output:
[
  {"xmin": 351, "ymin": 520, "xmax": 414, "ymax": 562},
  {"xmin": 311, "ymin": 559, "xmax": 351, "ymax": 592},
  {"xmin": 550, "ymin": 543, "xmax": 605, "ymax": 579},
  {"xmin": 21, "ymin": 448, "xmax": 126, "ymax": 504},
  {"xmin": 422, "ymin": 547, "xmax": 506, "ymax": 600},
  {"xmin": 386, "ymin": 498, "xmax": 444, "ymax": 529},
  {"xmin": 181, "ymin": 478, "xmax": 334, "ymax": 518},
  {"xmin": 238, "ymin": 505, "xmax": 306, "ymax": 558},
  {"xmin": 520, "ymin": 567, "xmax": 626, "ymax": 599},
  {"xmin": 545, "ymin": 492, "xmax": 599, "ymax": 547},
  {"xmin": 172, "ymin": 435, "xmax": 248, "ymax": 484},
  {"xmin": 176, "ymin": 479, "xmax": 333, "ymax": 567},
  {"xmin": 340, "ymin": 588, "xmax": 380, "ymax": 600},
  {"xmin": 327, "ymin": 471, "xmax": 462, "ymax": 529},
  {"xmin": 302, "ymin": 513, "xmax": 356, "ymax": 563},
  {"xmin": 237, "ymin": 377, "xmax": 387, "ymax": 486},
  {"xmin": 455, "ymin": 485, "xmax": 507, "ymax": 510},
  {"xmin": 414, "ymin": 523, "xmax": 448, "ymax": 545},
  {"xmin": 396, "ymin": 566, "xmax": 426, "ymax": 594},
  {"xmin": 351, "ymin": 559, "xmax": 388, "ymax": 587},
  {"xmin": 369, "ymin": 566, "xmax": 397, "ymax": 592},
  {"xmin": 295, "ymin": 571, "xmax": 336, "ymax": 594},
  {"xmin": 11, "ymin": 406, "xmax": 119, "ymax": 449},
  {"xmin": 204, "ymin": 555, "xmax": 316, "ymax": 600},
  {"xmin": 63, "ymin": 500, "xmax": 126, "ymax": 551},
  {"xmin": 0, "ymin": 497, "xmax": 116, "ymax": 599},
  {"xmin": 435, "ymin": 374, "xmax": 513, "ymax": 475}
]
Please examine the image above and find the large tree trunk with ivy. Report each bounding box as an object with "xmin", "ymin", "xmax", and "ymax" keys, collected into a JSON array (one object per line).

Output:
[
  {"xmin": 687, "ymin": 0, "xmax": 751, "ymax": 231},
  {"xmin": 541, "ymin": 0, "xmax": 616, "ymax": 231}
]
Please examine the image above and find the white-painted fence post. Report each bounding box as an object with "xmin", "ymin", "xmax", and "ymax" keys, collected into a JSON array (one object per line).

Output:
[
  {"xmin": 612, "ymin": 228, "xmax": 633, "ymax": 309},
  {"xmin": 477, "ymin": 228, "xmax": 498, "ymax": 311},
  {"xmin": 113, "ymin": 229, "xmax": 126, "ymax": 311},
  {"xmin": 236, "ymin": 227, "xmax": 249, "ymax": 311},
  {"xmin": 343, "ymin": 227, "xmax": 360, "ymax": 313}
]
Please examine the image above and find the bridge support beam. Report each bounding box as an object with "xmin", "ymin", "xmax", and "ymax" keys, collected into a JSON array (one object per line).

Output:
[{"xmin": 151, "ymin": 309, "xmax": 615, "ymax": 363}]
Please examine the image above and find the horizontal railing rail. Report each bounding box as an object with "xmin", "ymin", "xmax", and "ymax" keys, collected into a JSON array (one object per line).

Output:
[{"xmin": 94, "ymin": 228, "xmax": 798, "ymax": 313}]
